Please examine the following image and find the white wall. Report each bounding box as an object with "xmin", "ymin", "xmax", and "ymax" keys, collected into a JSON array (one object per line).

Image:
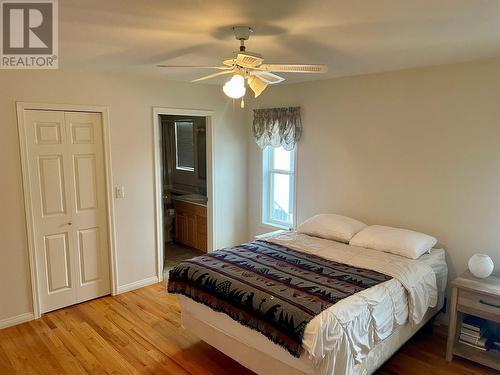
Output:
[
  {"xmin": 248, "ymin": 59, "xmax": 500, "ymax": 282},
  {"xmin": 0, "ymin": 70, "xmax": 247, "ymax": 323}
]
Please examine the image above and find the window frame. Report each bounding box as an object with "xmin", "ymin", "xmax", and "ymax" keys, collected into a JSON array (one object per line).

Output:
[
  {"xmin": 174, "ymin": 120, "xmax": 195, "ymax": 172},
  {"xmin": 262, "ymin": 145, "xmax": 297, "ymax": 230}
]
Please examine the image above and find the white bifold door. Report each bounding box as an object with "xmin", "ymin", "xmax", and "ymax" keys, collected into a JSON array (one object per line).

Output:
[{"xmin": 23, "ymin": 110, "xmax": 111, "ymax": 313}]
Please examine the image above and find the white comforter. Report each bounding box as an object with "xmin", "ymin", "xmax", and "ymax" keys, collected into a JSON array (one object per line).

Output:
[{"xmin": 267, "ymin": 232, "xmax": 438, "ymax": 375}]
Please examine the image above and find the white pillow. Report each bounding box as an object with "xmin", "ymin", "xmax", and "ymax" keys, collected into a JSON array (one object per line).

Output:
[
  {"xmin": 297, "ymin": 214, "xmax": 367, "ymax": 243},
  {"xmin": 349, "ymin": 225, "xmax": 437, "ymax": 259}
]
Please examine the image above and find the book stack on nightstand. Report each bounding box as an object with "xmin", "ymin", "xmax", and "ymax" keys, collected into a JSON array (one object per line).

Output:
[
  {"xmin": 459, "ymin": 316, "xmax": 488, "ymax": 351},
  {"xmin": 491, "ymin": 337, "xmax": 500, "ymax": 352}
]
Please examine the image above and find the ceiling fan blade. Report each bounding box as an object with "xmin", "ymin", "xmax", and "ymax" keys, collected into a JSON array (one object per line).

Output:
[
  {"xmin": 235, "ymin": 52, "xmax": 264, "ymax": 68},
  {"xmin": 157, "ymin": 65, "xmax": 232, "ymax": 70},
  {"xmin": 251, "ymin": 71, "xmax": 285, "ymax": 84},
  {"xmin": 259, "ymin": 64, "xmax": 327, "ymax": 73},
  {"xmin": 247, "ymin": 76, "xmax": 268, "ymax": 98},
  {"xmin": 191, "ymin": 70, "xmax": 234, "ymax": 82}
]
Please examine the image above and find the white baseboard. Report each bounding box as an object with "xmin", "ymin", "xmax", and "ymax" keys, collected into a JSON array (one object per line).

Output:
[
  {"xmin": 0, "ymin": 312, "xmax": 35, "ymax": 330},
  {"xmin": 117, "ymin": 276, "xmax": 160, "ymax": 294},
  {"xmin": 1, "ymin": 277, "xmax": 160, "ymax": 329},
  {"xmin": 0, "ymin": 277, "xmax": 159, "ymax": 329}
]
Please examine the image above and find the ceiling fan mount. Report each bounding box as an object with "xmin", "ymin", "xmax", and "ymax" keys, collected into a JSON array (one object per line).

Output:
[
  {"xmin": 232, "ymin": 26, "xmax": 253, "ymax": 41},
  {"xmin": 157, "ymin": 26, "xmax": 327, "ymax": 101},
  {"xmin": 232, "ymin": 26, "xmax": 253, "ymax": 52}
]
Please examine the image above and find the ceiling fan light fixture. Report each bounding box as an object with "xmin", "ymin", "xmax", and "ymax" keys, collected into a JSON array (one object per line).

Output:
[
  {"xmin": 223, "ymin": 74, "xmax": 246, "ymax": 99},
  {"xmin": 247, "ymin": 76, "xmax": 267, "ymax": 98},
  {"xmin": 158, "ymin": 25, "xmax": 327, "ymax": 106}
]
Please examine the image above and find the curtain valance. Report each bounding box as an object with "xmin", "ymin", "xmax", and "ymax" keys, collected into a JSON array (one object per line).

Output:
[{"xmin": 252, "ymin": 107, "xmax": 302, "ymax": 150}]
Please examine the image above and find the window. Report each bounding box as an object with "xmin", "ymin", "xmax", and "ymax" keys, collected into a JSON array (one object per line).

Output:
[
  {"xmin": 174, "ymin": 120, "xmax": 195, "ymax": 171},
  {"xmin": 262, "ymin": 146, "xmax": 296, "ymax": 229}
]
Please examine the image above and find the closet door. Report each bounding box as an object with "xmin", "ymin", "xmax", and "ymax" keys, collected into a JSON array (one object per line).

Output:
[
  {"xmin": 24, "ymin": 110, "xmax": 110, "ymax": 313},
  {"xmin": 25, "ymin": 110, "xmax": 76, "ymax": 312},
  {"xmin": 65, "ymin": 112, "xmax": 110, "ymax": 304}
]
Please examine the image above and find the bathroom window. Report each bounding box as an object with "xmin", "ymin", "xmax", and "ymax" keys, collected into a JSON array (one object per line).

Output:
[
  {"xmin": 174, "ymin": 120, "xmax": 195, "ymax": 171},
  {"xmin": 262, "ymin": 146, "xmax": 296, "ymax": 229}
]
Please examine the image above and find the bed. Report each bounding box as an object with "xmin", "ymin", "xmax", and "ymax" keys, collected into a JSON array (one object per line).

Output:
[{"xmin": 170, "ymin": 232, "xmax": 448, "ymax": 375}]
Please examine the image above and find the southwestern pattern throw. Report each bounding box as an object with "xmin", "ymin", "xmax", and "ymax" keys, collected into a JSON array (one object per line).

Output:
[{"xmin": 168, "ymin": 240, "xmax": 392, "ymax": 357}]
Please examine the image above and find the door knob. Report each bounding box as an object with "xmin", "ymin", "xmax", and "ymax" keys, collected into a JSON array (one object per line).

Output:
[{"xmin": 67, "ymin": 222, "xmax": 72, "ymax": 226}]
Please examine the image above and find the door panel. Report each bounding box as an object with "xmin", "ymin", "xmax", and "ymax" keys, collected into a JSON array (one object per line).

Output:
[
  {"xmin": 65, "ymin": 112, "xmax": 110, "ymax": 303},
  {"xmin": 44, "ymin": 233, "xmax": 71, "ymax": 292},
  {"xmin": 187, "ymin": 215, "xmax": 196, "ymax": 248},
  {"xmin": 25, "ymin": 110, "xmax": 77, "ymax": 312},
  {"xmin": 74, "ymin": 154, "xmax": 98, "ymax": 212},
  {"xmin": 78, "ymin": 227, "xmax": 100, "ymax": 284},
  {"xmin": 175, "ymin": 211, "xmax": 188, "ymax": 245},
  {"xmin": 70, "ymin": 122, "xmax": 94, "ymax": 144},
  {"xmin": 35, "ymin": 122, "xmax": 62, "ymax": 145},
  {"xmin": 24, "ymin": 110, "xmax": 110, "ymax": 313},
  {"xmin": 196, "ymin": 214, "xmax": 207, "ymax": 252},
  {"xmin": 38, "ymin": 155, "xmax": 66, "ymax": 216}
]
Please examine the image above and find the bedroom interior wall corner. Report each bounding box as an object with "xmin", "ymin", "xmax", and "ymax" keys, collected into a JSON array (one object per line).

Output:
[{"xmin": 246, "ymin": 58, "xmax": 500, "ymax": 284}]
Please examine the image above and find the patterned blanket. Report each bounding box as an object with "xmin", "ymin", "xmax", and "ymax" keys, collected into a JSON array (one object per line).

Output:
[{"xmin": 167, "ymin": 240, "xmax": 392, "ymax": 357}]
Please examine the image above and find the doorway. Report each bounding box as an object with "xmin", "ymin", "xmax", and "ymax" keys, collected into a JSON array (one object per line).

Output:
[
  {"xmin": 153, "ymin": 108, "xmax": 215, "ymax": 281},
  {"xmin": 17, "ymin": 103, "xmax": 117, "ymax": 317}
]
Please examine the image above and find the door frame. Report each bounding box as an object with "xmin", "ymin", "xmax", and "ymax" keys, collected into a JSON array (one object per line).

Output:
[
  {"xmin": 16, "ymin": 102, "xmax": 118, "ymax": 319},
  {"xmin": 152, "ymin": 107, "xmax": 215, "ymax": 281}
]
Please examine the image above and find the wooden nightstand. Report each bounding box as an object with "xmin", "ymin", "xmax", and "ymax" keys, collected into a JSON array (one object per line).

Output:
[{"xmin": 446, "ymin": 271, "xmax": 500, "ymax": 370}]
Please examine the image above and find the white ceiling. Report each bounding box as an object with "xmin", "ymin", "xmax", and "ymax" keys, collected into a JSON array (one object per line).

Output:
[{"xmin": 60, "ymin": 0, "xmax": 500, "ymax": 83}]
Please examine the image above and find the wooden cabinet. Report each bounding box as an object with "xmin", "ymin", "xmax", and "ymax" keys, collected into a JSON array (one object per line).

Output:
[
  {"xmin": 174, "ymin": 211, "xmax": 188, "ymax": 246},
  {"xmin": 446, "ymin": 271, "xmax": 500, "ymax": 371},
  {"xmin": 173, "ymin": 200, "xmax": 207, "ymax": 252}
]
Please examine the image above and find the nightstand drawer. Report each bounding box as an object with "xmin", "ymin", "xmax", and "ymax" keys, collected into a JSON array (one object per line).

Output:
[{"xmin": 458, "ymin": 290, "xmax": 500, "ymax": 323}]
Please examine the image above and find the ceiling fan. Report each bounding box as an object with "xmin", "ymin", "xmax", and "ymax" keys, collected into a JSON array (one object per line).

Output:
[{"xmin": 157, "ymin": 26, "xmax": 327, "ymax": 106}]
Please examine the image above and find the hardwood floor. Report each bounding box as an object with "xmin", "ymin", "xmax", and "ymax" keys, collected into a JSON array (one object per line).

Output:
[
  {"xmin": 164, "ymin": 243, "xmax": 205, "ymax": 271},
  {"xmin": 0, "ymin": 284, "xmax": 496, "ymax": 375}
]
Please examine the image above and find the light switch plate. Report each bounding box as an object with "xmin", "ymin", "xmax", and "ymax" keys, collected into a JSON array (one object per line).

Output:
[{"xmin": 114, "ymin": 186, "xmax": 125, "ymax": 199}]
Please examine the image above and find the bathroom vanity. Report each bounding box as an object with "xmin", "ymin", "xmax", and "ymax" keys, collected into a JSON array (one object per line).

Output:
[{"xmin": 172, "ymin": 196, "xmax": 207, "ymax": 252}]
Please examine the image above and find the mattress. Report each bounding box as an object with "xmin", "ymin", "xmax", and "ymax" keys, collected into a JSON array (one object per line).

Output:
[{"xmin": 177, "ymin": 233, "xmax": 447, "ymax": 375}]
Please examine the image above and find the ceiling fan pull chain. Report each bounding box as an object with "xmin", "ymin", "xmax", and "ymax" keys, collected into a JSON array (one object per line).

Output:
[{"xmin": 241, "ymin": 98, "xmax": 245, "ymax": 109}]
